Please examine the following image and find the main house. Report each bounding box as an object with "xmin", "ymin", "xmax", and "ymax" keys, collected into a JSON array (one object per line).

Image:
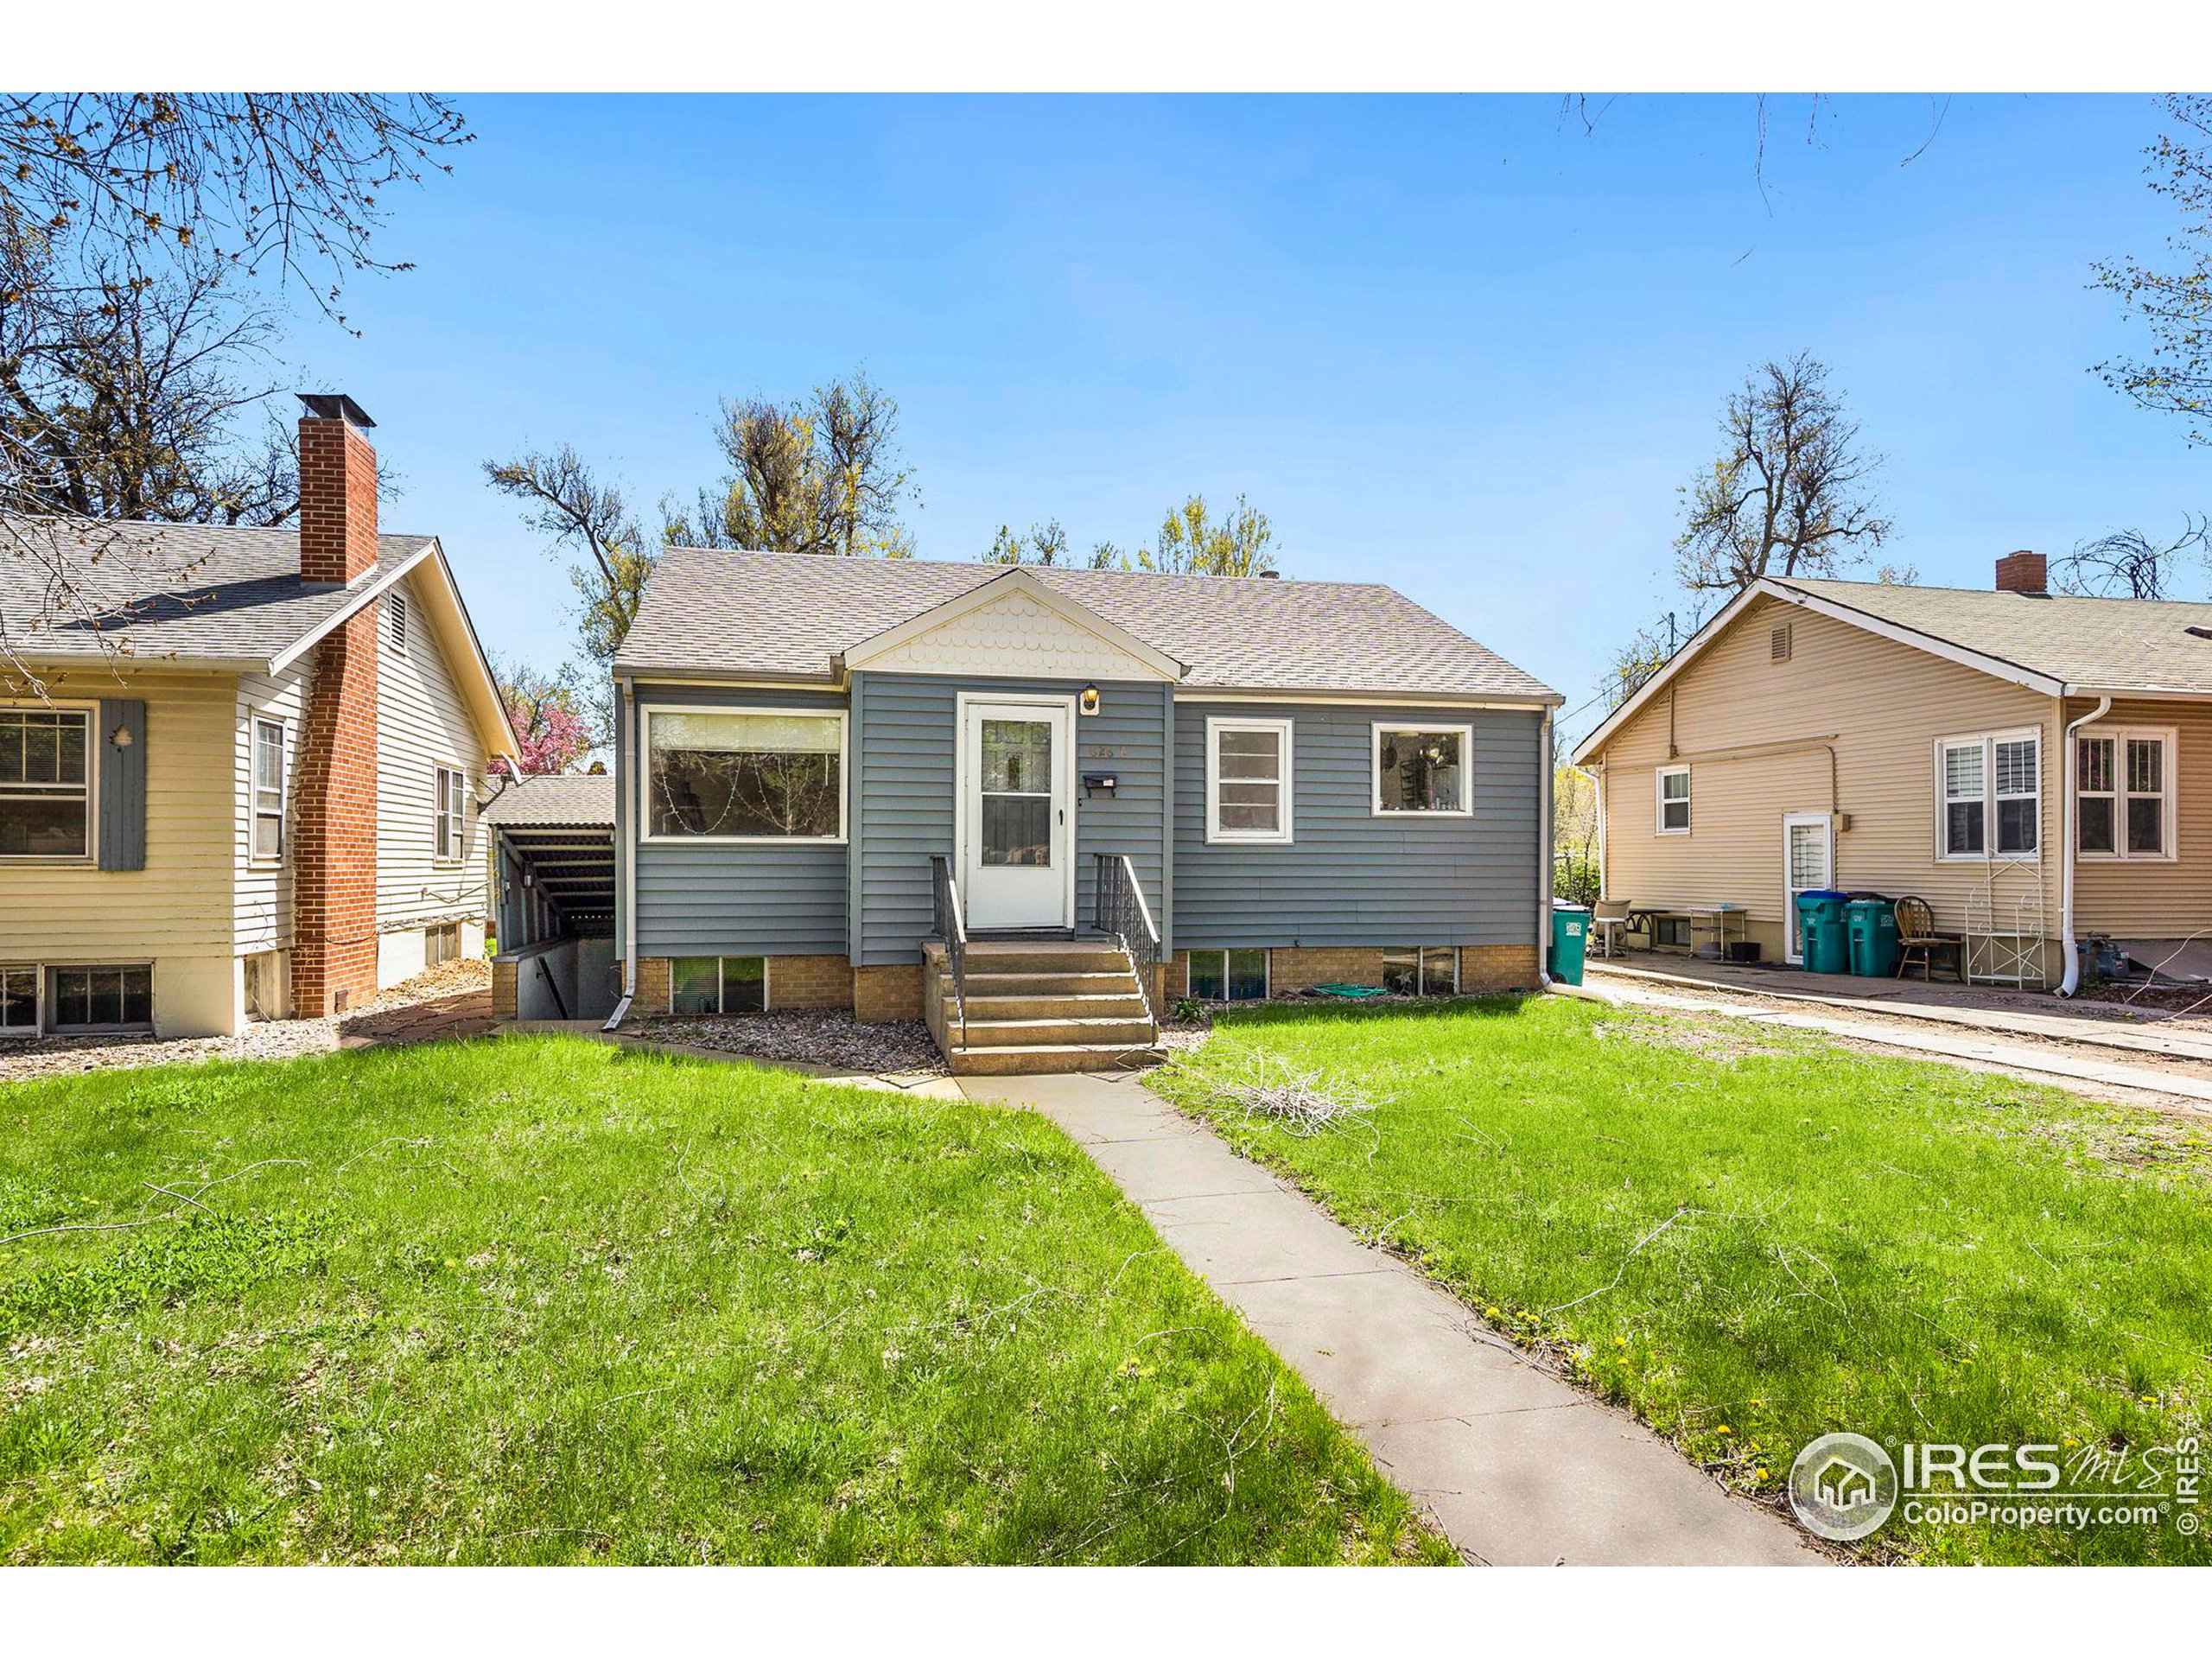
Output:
[
  {"xmin": 1572, "ymin": 551, "xmax": 2212, "ymax": 991},
  {"xmin": 1, "ymin": 397, "xmax": 517, "ymax": 1039},
  {"xmin": 550, "ymin": 550, "xmax": 1560, "ymax": 1069}
]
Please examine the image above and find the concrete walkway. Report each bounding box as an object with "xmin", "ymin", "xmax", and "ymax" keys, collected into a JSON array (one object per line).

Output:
[{"xmin": 959, "ymin": 1070, "xmax": 1821, "ymax": 1567}]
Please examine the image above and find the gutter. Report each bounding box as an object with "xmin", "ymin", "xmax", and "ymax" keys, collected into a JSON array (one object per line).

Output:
[
  {"xmin": 608, "ymin": 674, "xmax": 639, "ymax": 1031},
  {"xmin": 2056, "ymin": 694, "xmax": 2113, "ymax": 997}
]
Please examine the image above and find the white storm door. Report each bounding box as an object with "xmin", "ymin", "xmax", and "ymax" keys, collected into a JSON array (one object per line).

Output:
[
  {"xmin": 960, "ymin": 697, "xmax": 1074, "ymax": 931},
  {"xmin": 1782, "ymin": 812, "xmax": 1834, "ymax": 965}
]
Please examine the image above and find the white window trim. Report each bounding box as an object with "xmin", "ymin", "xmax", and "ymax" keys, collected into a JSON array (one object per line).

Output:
[
  {"xmin": 667, "ymin": 954, "xmax": 771, "ymax": 1015},
  {"xmin": 1185, "ymin": 946, "xmax": 1272, "ymax": 1001},
  {"xmin": 45, "ymin": 962, "xmax": 155, "ymax": 1033},
  {"xmin": 1205, "ymin": 715, "xmax": 1294, "ymax": 845},
  {"xmin": 2074, "ymin": 725, "xmax": 2178, "ymax": 862},
  {"xmin": 1655, "ymin": 763, "xmax": 1691, "ymax": 836},
  {"xmin": 434, "ymin": 765, "xmax": 468, "ymax": 865},
  {"xmin": 0, "ymin": 962, "xmax": 41, "ymax": 1039},
  {"xmin": 1934, "ymin": 728, "xmax": 2044, "ymax": 864},
  {"xmin": 1370, "ymin": 721, "xmax": 1476, "ymax": 817},
  {"xmin": 250, "ymin": 715, "xmax": 287, "ymax": 868},
  {"xmin": 0, "ymin": 700, "xmax": 99, "ymax": 865},
  {"xmin": 639, "ymin": 703, "xmax": 851, "ymax": 846}
]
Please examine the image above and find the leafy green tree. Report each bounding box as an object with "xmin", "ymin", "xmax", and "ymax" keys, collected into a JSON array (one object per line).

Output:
[
  {"xmin": 1141, "ymin": 493, "xmax": 1277, "ymax": 575},
  {"xmin": 2094, "ymin": 96, "xmax": 2212, "ymax": 446}
]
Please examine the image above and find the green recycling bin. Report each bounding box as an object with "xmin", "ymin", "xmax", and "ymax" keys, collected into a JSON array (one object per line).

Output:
[
  {"xmin": 1795, "ymin": 890, "xmax": 1850, "ymax": 975},
  {"xmin": 1847, "ymin": 898, "xmax": 1900, "ymax": 978},
  {"xmin": 1549, "ymin": 901, "xmax": 1589, "ymax": 987}
]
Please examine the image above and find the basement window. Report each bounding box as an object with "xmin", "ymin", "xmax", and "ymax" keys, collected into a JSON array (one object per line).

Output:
[
  {"xmin": 1, "ymin": 966, "xmax": 37, "ymax": 1036},
  {"xmin": 48, "ymin": 965, "xmax": 152, "ymax": 1033},
  {"xmin": 671, "ymin": 956, "xmax": 766, "ymax": 1016},
  {"xmin": 425, "ymin": 923, "xmax": 462, "ymax": 967},
  {"xmin": 1187, "ymin": 949, "xmax": 1268, "ymax": 1001},
  {"xmin": 1382, "ymin": 947, "xmax": 1457, "ymax": 996}
]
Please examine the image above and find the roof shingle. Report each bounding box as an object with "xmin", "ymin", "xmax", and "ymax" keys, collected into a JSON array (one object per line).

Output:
[
  {"xmin": 614, "ymin": 548, "xmax": 1557, "ymax": 702},
  {"xmin": 482, "ymin": 772, "xmax": 617, "ymax": 829}
]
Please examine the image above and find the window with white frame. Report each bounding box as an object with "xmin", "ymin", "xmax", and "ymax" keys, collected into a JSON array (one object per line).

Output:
[
  {"xmin": 1382, "ymin": 946, "xmax": 1458, "ymax": 996},
  {"xmin": 435, "ymin": 766, "xmax": 467, "ymax": 861},
  {"xmin": 0, "ymin": 966, "xmax": 37, "ymax": 1036},
  {"xmin": 645, "ymin": 709, "xmax": 845, "ymax": 841},
  {"xmin": 671, "ymin": 956, "xmax": 766, "ymax": 1015},
  {"xmin": 48, "ymin": 965, "xmax": 152, "ymax": 1031},
  {"xmin": 0, "ymin": 706, "xmax": 92, "ymax": 859},
  {"xmin": 2075, "ymin": 728, "xmax": 2175, "ymax": 859},
  {"xmin": 1939, "ymin": 731, "xmax": 2040, "ymax": 860},
  {"xmin": 1205, "ymin": 717, "xmax": 1293, "ymax": 842},
  {"xmin": 251, "ymin": 717, "xmax": 286, "ymax": 861},
  {"xmin": 1656, "ymin": 765, "xmax": 1691, "ymax": 835},
  {"xmin": 1373, "ymin": 724, "xmax": 1472, "ymax": 815}
]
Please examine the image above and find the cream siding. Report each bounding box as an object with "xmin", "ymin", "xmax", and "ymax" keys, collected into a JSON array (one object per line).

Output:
[
  {"xmin": 233, "ymin": 658, "xmax": 313, "ymax": 957},
  {"xmin": 373, "ymin": 570, "xmax": 491, "ymax": 959},
  {"xmin": 1, "ymin": 668, "xmax": 241, "ymax": 1035},
  {"xmin": 1590, "ymin": 594, "xmax": 2063, "ymax": 970}
]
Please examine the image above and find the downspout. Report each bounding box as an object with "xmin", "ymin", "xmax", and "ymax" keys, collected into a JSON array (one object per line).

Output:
[
  {"xmin": 2056, "ymin": 694, "xmax": 2112, "ymax": 997},
  {"xmin": 1539, "ymin": 706, "xmax": 1556, "ymax": 988},
  {"xmin": 607, "ymin": 675, "xmax": 639, "ymax": 1029}
]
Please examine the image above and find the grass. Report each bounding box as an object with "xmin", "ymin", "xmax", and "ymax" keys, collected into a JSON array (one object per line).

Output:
[
  {"xmin": 0, "ymin": 1035, "xmax": 1449, "ymax": 1565},
  {"xmin": 1153, "ymin": 995, "xmax": 2212, "ymax": 1566}
]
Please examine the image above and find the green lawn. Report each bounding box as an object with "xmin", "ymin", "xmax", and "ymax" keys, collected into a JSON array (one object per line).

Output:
[
  {"xmin": 1152, "ymin": 995, "xmax": 2212, "ymax": 1567},
  {"xmin": 0, "ymin": 1036, "xmax": 1447, "ymax": 1565}
]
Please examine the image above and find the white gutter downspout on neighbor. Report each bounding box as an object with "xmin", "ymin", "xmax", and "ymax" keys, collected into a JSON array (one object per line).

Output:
[
  {"xmin": 2057, "ymin": 694, "xmax": 2113, "ymax": 998},
  {"xmin": 1539, "ymin": 706, "xmax": 1556, "ymax": 989},
  {"xmin": 607, "ymin": 676, "xmax": 639, "ymax": 1030}
]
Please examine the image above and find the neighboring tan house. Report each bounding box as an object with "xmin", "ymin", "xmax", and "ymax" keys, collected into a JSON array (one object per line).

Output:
[
  {"xmin": 531, "ymin": 552, "xmax": 1559, "ymax": 1069},
  {"xmin": 0, "ymin": 396, "xmax": 518, "ymax": 1039},
  {"xmin": 1571, "ymin": 551, "xmax": 2212, "ymax": 990}
]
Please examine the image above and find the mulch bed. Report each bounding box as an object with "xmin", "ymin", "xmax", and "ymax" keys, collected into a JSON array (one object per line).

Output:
[{"xmin": 628, "ymin": 1010, "xmax": 947, "ymax": 1077}]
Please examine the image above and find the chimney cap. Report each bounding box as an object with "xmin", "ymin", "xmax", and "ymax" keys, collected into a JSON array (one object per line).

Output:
[{"xmin": 296, "ymin": 391, "xmax": 376, "ymax": 429}]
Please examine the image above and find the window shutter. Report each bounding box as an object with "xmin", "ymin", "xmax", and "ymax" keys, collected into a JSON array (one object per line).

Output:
[{"xmin": 98, "ymin": 698, "xmax": 147, "ymax": 871}]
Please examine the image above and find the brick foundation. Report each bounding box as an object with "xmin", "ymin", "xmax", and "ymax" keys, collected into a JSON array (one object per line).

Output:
[
  {"xmin": 1268, "ymin": 947, "xmax": 1387, "ymax": 994},
  {"xmin": 768, "ymin": 954, "xmax": 854, "ymax": 1011},
  {"xmin": 1458, "ymin": 943, "xmax": 1541, "ymax": 994},
  {"xmin": 854, "ymin": 963, "xmax": 922, "ymax": 1022},
  {"xmin": 636, "ymin": 957, "xmax": 671, "ymax": 1012},
  {"xmin": 492, "ymin": 957, "xmax": 518, "ymax": 1021}
]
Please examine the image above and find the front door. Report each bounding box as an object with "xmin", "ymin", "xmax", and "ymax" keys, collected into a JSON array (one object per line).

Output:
[
  {"xmin": 960, "ymin": 696, "xmax": 1074, "ymax": 931},
  {"xmin": 1782, "ymin": 812, "xmax": 1834, "ymax": 965}
]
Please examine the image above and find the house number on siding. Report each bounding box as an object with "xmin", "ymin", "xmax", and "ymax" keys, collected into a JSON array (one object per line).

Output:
[{"xmin": 1085, "ymin": 745, "xmax": 1131, "ymax": 760}]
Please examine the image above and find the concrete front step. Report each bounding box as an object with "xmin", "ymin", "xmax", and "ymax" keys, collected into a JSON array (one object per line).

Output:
[
  {"xmin": 963, "ymin": 943, "xmax": 1133, "ymax": 976},
  {"xmin": 963, "ymin": 969, "xmax": 1140, "ymax": 998},
  {"xmin": 952, "ymin": 1014, "xmax": 1158, "ymax": 1049},
  {"xmin": 965, "ymin": 991, "xmax": 1152, "ymax": 1020},
  {"xmin": 947, "ymin": 1039, "xmax": 1167, "ymax": 1076}
]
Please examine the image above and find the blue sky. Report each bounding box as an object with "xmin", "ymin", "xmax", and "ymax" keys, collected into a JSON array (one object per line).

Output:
[{"xmin": 290, "ymin": 94, "xmax": 2204, "ymax": 741}]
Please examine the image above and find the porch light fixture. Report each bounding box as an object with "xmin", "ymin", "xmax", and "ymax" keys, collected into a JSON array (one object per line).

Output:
[{"xmin": 1078, "ymin": 684, "xmax": 1102, "ymax": 717}]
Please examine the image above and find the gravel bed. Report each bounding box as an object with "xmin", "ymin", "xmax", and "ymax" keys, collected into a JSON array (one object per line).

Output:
[
  {"xmin": 629, "ymin": 1010, "xmax": 947, "ymax": 1076},
  {"xmin": 0, "ymin": 960, "xmax": 492, "ymax": 1084}
]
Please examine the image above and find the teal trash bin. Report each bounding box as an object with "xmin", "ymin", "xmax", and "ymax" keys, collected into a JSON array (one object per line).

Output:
[
  {"xmin": 1549, "ymin": 901, "xmax": 1589, "ymax": 987},
  {"xmin": 1847, "ymin": 898, "xmax": 1900, "ymax": 978},
  {"xmin": 1795, "ymin": 890, "xmax": 1850, "ymax": 975}
]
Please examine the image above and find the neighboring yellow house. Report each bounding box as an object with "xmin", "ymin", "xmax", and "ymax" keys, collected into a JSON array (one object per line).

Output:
[
  {"xmin": 1572, "ymin": 552, "xmax": 2212, "ymax": 991},
  {"xmin": 1, "ymin": 397, "xmax": 518, "ymax": 1040}
]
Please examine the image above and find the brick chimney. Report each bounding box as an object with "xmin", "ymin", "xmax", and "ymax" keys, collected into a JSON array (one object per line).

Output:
[
  {"xmin": 297, "ymin": 393, "xmax": 379, "ymax": 584},
  {"xmin": 290, "ymin": 393, "xmax": 381, "ymax": 1016},
  {"xmin": 1995, "ymin": 550, "xmax": 2048, "ymax": 595}
]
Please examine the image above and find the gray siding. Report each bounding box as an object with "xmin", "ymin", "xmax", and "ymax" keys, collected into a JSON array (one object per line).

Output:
[
  {"xmin": 630, "ymin": 683, "xmax": 849, "ymax": 957},
  {"xmin": 851, "ymin": 673, "xmax": 1170, "ymax": 966},
  {"xmin": 1173, "ymin": 701, "xmax": 1541, "ymax": 948}
]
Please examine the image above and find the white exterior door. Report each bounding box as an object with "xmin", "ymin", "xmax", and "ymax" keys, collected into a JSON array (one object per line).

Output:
[
  {"xmin": 1782, "ymin": 813, "xmax": 1834, "ymax": 965},
  {"xmin": 959, "ymin": 696, "xmax": 1074, "ymax": 931}
]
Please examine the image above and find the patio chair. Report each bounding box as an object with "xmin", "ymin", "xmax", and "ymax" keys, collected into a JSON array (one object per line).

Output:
[
  {"xmin": 1591, "ymin": 899, "xmax": 1634, "ymax": 960},
  {"xmin": 1893, "ymin": 895, "xmax": 1963, "ymax": 982}
]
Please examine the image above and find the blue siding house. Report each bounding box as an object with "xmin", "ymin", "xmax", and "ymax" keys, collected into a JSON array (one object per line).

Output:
[{"xmin": 605, "ymin": 550, "xmax": 1559, "ymax": 1070}]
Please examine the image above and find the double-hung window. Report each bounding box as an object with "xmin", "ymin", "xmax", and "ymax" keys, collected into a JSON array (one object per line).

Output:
[
  {"xmin": 0, "ymin": 706, "xmax": 92, "ymax": 859},
  {"xmin": 2075, "ymin": 728, "xmax": 2175, "ymax": 859},
  {"xmin": 1938, "ymin": 730, "xmax": 2041, "ymax": 860},
  {"xmin": 1205, "ymin": 717, "xmax": 1293, "ymax": 843},
  {"xmin": 1656, "ymin": 765, "xmax": 1691, "ymax": 835},
  {"xmin": 435, "ymin": 766, "xmax": 468, "ymax": 861},
  {"xmin": 645, "ymin": 709, "xmax": 846, "ymax": 841},
  {"xmin": 251, "ymin": 718, "xmax": 287, "ymax": 862},
  {"xmin": 1373, "ymin": 723, "xmax": 1472, "ymax": 816}
]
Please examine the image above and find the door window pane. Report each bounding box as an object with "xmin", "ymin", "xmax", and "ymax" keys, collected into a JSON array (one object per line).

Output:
[
  {"xmin": 981, "ymin": 720, "xmax": 1051, "ymax": 794},
  {"xmin": 981, "ymin": 796, "xmax": 1052, "ymax": 866}
]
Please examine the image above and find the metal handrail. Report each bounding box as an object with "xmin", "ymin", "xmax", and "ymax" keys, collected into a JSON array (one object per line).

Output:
[
  {"xmin": 929, "ymin": 854, "xmax": 969, "ymax": 1045},
  {"xmin": 1092, "ymin": 852, "xmax": 1161, "ymax": 1042}
]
